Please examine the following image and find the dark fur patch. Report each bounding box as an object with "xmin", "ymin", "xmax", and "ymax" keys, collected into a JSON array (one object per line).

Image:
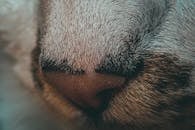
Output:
[
  {"xmin": 144, "ymin": 53, "xmax": 193, "ymax": 93},
  {"xmin": 31, "ymin": 44, "xmax": 44, "ymax": 90}
]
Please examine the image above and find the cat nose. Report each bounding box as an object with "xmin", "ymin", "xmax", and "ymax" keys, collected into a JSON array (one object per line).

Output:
[{"xmin": 43, "ymin": 72, "xmax": 126, "ymax": 111}]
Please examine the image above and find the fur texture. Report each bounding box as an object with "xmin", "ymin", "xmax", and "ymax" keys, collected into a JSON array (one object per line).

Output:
[
  {"xmin": 36, "ymin": 0, "xmax": 195, "ymax": 129},
  {"xmin": 1, "ymin": 0, "xmax": 195, "ymax": 130}
]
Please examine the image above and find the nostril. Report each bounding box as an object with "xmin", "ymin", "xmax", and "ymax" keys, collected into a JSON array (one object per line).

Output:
[
  {"xmin": 82, "ymin": 88, "xmax": 119, "ymax": 116},
  {"xmin": 95, "ymin": 88, "xmax": 119, "ymax": 112},
  {"xmin": 42, "ymin": 72, "xmax": 126, "ymax": 114}
]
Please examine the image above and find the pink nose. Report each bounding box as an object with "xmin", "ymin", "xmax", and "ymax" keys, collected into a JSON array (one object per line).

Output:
[{"xmin": 43, "ymin": 72, "xmax": 126, "ymax": 110}]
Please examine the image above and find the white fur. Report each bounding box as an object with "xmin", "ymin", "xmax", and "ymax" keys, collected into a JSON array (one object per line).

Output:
[{"xmin": 41, "ymin": 0, "xmax": 170, "ymax": 72}]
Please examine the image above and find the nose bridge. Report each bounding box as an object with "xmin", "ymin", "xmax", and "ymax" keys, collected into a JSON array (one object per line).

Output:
[
  {"xmin": 75, "ymin": 73, "xmax": 125, "ymax": 92},
  {"xmin": 72, "ymin": 53, "xmax": 101, "ymax": 73}
]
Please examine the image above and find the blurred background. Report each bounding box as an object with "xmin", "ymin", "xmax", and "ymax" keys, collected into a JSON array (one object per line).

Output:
[
  {"xmin": 0, "ymin": 0, "xmax": 70, "ymax": 130},
  {"xmin": 0, "ymin": 47, "xmax": 68, "ymax": 130}
]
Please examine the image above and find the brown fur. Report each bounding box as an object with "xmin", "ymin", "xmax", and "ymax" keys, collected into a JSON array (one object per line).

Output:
[
  {"xmin": 1, "ymin": 0, "xmax": 194, "ymax": 130},
  {"xmin": 31, "ymin": 0, "xmax": 195, "ymax": 130}
]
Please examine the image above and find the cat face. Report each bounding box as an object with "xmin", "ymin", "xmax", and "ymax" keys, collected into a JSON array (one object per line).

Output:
[{"xmin": 33, "ymin": 0, "xmax": 195, "ymax": 129}]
